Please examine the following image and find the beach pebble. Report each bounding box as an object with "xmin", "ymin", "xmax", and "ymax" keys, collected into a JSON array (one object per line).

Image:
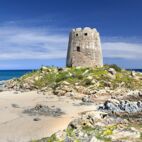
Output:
[
  {"xmin": 33, "ymin": 118, "xmax": 41, "ymax": 121},
  {"xmin": 11, "ymin": 104, "xmax": 20, "ymax": 108}
]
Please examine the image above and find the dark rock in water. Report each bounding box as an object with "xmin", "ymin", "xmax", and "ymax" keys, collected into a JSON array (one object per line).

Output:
[
  {"xmin": 23, "ymin": 104, "xmax": 65, "ymax": 117},
  {"xmin": 99, "ymin": 99, "xmax": 142, "ymax": 113}
]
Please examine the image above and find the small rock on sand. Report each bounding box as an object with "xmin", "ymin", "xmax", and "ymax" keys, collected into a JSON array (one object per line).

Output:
[
  {"xmin": 23, "ymin": 104, "xmax": 65, "ymax": 117},
  {"xmin": 33, "ymin": 118, "xmax": 41, "ymax": 121}
]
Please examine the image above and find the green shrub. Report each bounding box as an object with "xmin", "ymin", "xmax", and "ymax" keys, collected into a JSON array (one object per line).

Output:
[
  {"xmin": 109, "ymin": 64, "xmax": 122, "ymax": 72},
  {"xmin": 82, "ymin": 125, "xmax": 112, "ymax": 141},
  {"xmin": 34, "ymin": 73, "xmax": 56, "ymax": 89}
]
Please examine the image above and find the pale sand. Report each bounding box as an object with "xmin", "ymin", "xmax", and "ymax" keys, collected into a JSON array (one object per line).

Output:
[{"xmin": 0, "ymin": 91, "xmax": 96, "ymax": 142}]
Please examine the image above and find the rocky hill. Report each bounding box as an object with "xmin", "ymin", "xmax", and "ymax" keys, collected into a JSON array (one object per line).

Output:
[
  {"xmin": 5, "ymin": 64, "xmax": 142, "ymax": 93},
  {"xmin": 4, "ymin": 65, "xmax": 142, "ymax": 142}
]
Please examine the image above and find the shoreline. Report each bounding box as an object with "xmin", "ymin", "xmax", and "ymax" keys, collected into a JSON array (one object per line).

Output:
[{"xmin": 1, "ymin": 66, "xmax": 142, "ymax": 141}]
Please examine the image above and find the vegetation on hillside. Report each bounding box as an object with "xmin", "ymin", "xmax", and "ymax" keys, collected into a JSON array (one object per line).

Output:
[{"xmin": 11, "ymin": 64, "xmax": 142, "ymax": 91}]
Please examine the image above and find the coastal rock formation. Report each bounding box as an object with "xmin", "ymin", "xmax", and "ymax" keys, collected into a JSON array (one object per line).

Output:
[
  {"xmin": 66, "ymin": 27, "xmax": 103, "ymax": 67},
  {"xmin": 36, "ymin": 111, "xmax": 141, "ymax": 142},
  {"xmin": 4, "ymin": 65, "xmax": 142, "ymax": 96},
  {"xmin": 3, "ymin": 65, "xmax": 142, "ymax": 142},
  {"xmin": 99, "ymin": 99, "xmax": 142, "ymax": 113}
]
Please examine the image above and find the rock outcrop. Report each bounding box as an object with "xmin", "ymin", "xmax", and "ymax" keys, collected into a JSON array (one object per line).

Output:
[
  {"xmin": 35, "ymin": 111, "xmax": 141, "ymax": 142},
  {"xmin": 4, "ymin": 65, "xmax": 142, "ymax": 142}
]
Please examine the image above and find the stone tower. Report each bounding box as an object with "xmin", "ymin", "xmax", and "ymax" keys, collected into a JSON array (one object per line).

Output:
[{"xmin": 66, "ymin": 27, "xmax": 103, "ymax": 67}]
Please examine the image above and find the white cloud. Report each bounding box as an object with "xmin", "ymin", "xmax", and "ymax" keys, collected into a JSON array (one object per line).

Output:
[
  {"xmin": 102, "ymin": 42, "xmax": 142, "ymax": 59},
  {"xmin": 0, "ymin": 24, "xmax": 141, "ymax": 60},
  {"xmin": 0, "ymin": 26, "xmax": 68, "ymax": 59}
]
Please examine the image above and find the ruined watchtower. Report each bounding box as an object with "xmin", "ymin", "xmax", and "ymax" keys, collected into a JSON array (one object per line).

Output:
[{"xmin": 66, "ymin": 27, "xmax": 103, "ymax": 67}]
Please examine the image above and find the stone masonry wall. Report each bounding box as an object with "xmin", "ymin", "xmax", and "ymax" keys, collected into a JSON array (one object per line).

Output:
[{"xmin": 66, "ymin": 27, "xmax": 103, "ymax": 67}]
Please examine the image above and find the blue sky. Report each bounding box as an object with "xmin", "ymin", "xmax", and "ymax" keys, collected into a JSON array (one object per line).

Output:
[{"xmin": 0, "ymin": 0, "xmax": 142, "ymax": 69}]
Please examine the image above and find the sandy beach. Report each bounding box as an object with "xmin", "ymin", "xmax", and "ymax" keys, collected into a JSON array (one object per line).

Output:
[{"xmin": 0, "ymin": 91, "xmax": 96, "ymax": 142}]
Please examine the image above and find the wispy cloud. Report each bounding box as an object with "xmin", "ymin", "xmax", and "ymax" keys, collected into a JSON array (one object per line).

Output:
[
  {"xmin": 0, "ymin": 23, "xmax": 141, "ymax": 61},
  {"xmin": 0, "ymin": 26, "xmax": 68, "ymax": 59},
  {"xmin": 102, "ymin": 42, "xmax": 142, "ymax": 59}
]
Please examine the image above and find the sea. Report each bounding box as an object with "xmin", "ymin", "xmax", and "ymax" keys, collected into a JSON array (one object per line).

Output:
[
  {"xmin": 0, "ymin": 69, "xmax": 141, "ymax": 82},
  {"xmin": 0, "ymin": 70, "xmax": 33, "ymax": 82}
]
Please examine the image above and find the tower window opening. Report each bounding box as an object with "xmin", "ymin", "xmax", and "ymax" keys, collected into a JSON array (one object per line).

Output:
[
  {"xmin": 77, "ymin": 46, "xmax": 80, "ymax": 52},
  {"xmin": 76, "ymin": 33, "xmax": 78, "ymax": 36},
  {"xmin": 84, "ymin": 33, "xmax": 88, "ymax": 36}
]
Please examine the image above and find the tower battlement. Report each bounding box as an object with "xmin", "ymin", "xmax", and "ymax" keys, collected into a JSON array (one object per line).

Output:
[{"xmin": 66, "ymin": 27, "xmax": 103, "ymax": 67}]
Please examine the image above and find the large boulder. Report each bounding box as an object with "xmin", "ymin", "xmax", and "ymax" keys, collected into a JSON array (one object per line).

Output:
[
  {"xmin": 108, "ymin": 68, "xmax": 116, "ymax": 75},
  {"xmin": 99, "ymin": 99, "xmax": 142, "ymax": 113}
]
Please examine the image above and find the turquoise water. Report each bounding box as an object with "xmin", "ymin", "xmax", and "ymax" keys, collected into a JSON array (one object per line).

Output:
[{"xmin": 0, "ymin": 70, "xmax": 32, "ymax": 81}]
